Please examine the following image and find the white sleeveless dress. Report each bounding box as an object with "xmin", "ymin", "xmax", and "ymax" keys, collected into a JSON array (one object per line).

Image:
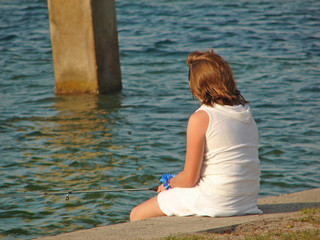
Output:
[{"xmin": 157, "ymin": 104, "xmax": 262, "ymax": 217}]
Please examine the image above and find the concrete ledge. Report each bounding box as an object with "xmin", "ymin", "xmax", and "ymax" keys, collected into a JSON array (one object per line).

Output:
[{"xmin": 37, "ymin": 188, "xmax": 320, "ymax": 240}]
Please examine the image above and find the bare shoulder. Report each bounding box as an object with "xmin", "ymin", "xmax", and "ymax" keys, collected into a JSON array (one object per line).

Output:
[
  {"xmin": 189, "ymin": 109, "xmax": 209, "ymax": 122},
  {"xmin": 188, "ymin": 110, "xmax": 209, "ymax": 134}
]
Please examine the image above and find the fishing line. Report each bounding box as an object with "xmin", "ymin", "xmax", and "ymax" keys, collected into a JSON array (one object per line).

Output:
[{"xmin": 5, "ymin": 186, "xmax": 158, "ymax": 201}]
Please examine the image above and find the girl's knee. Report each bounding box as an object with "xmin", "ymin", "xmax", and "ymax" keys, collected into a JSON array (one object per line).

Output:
[
  {"xmin": 129, "ymin": 206, "xmax": 140, "ymax": 221},
  {"xmin": 130, "ymin": 196, "xmax": 165, "ymax": 221},
  {"xmin": 130, "ymin": 205, "xmax": 145, "ymax": 222}
]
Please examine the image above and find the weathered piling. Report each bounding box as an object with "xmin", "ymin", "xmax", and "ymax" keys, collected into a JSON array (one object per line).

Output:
[{"xmin": 47, "ymin": 0, "xmax": 121, "ymax": 95}]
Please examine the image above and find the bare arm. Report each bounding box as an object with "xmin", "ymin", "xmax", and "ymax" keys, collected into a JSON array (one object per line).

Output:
[{"xmin": 169, "ymin": 110, "xmax": 209, "ymax": 188}]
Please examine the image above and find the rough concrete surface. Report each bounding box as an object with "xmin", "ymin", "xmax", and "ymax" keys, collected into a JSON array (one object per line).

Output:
[
  {"xmin": 47, "ymin": 0, "xmax": 121, "ymax": 94},
  {"xmin": 37, "ymin": 188, "xmax": 320, "ymax": 240}
]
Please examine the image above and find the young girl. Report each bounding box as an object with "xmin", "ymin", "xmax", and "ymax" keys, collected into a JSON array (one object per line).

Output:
[{"xmin": 130, "ymin": 49, "xmax": 262, "ymax": 221}]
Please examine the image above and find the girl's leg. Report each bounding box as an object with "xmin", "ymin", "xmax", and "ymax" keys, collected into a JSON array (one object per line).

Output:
[{"xmin": 130, "ymin": 195, "xmax": 166, "ymax": 221}]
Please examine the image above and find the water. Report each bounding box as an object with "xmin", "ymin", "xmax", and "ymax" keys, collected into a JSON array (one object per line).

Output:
[{"xmin": 0, "ymin": 0, "xmax": 319, "ymax": 239}]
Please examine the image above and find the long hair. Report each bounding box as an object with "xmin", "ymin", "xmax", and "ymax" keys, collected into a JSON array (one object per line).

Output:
[{"xmin": 186, "ymin": 49, "xmax": 248, "ymax": 106}]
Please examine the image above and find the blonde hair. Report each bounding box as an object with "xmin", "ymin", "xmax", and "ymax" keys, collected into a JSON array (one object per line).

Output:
[{"xmin": 186, "ymin": 49, "xmax": 248, "ymax": 106}]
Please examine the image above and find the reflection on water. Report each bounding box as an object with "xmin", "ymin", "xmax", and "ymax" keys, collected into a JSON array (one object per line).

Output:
[
  {"xmin": 22, "ymin": 94, "xmax": 124, "ymax": 191},
  {"xmin": 50, "ymin": 95, "xmax": 118, "ymax": 162}
]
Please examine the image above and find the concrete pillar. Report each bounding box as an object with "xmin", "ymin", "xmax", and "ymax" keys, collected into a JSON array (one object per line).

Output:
[{"xmin": 47, "ymin": 0, "xmax": 122, "ymax": 95}]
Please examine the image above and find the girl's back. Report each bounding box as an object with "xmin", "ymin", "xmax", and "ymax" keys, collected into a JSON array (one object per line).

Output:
[{"xmin": 197, "ymin": 104, "xmax": 260, "ymax": 197}]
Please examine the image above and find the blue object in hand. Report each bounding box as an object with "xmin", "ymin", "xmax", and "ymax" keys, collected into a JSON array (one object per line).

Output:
[{"xmin": 160, "ymin": 174, "xmax": 176, "ymax": 190}]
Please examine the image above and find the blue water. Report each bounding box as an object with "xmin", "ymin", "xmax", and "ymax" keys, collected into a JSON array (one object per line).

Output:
[{"xmin": 1, "ymin": 0, "xmax": 319, "ymax": 239}]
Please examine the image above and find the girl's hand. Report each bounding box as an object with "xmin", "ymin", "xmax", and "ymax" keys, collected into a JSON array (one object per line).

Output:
[{"xmin": 157, "ymin": 184, "xmax": 166, "ymax": 193}]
